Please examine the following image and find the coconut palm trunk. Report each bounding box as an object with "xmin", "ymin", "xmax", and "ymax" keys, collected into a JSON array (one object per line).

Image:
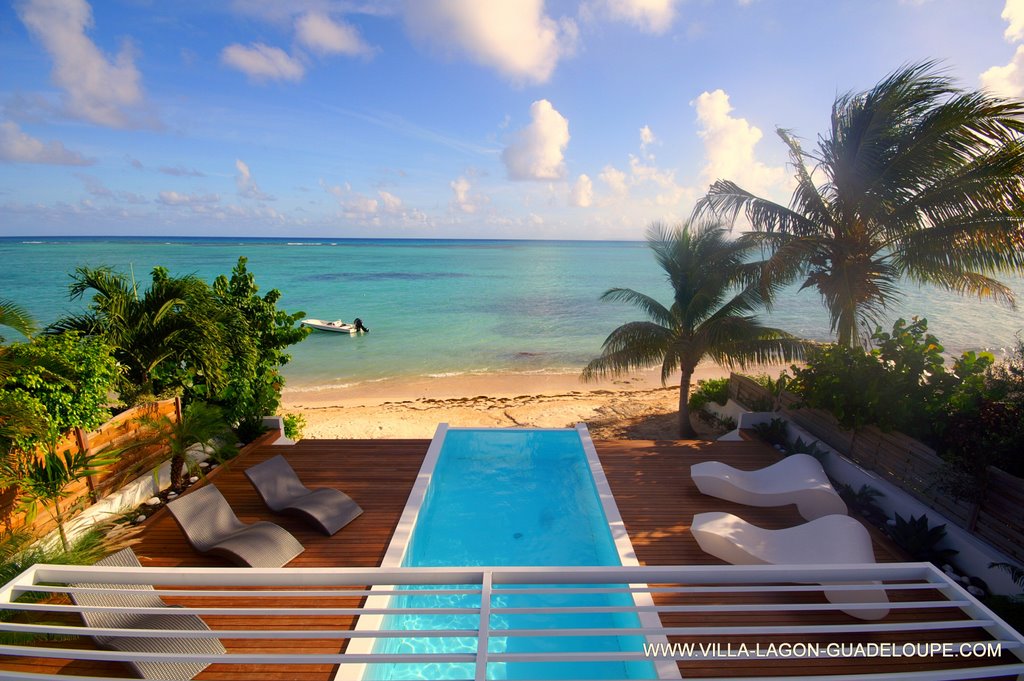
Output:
[{"xmin": 678, "ymin": 367, "xmax": 695, "ymax": 438}]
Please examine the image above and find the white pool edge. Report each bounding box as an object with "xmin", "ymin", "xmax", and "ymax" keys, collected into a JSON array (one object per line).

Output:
[
  {"xmin": 337, "ymin": 424, "xmax": 679, "ymax": 680},
  {"xmin": 338, "ymin": 423, "xmax": 449, "ymax": 681},
  {"xmin": 575, "ymin": 423, "xmax": 681, "ymax": 681}
]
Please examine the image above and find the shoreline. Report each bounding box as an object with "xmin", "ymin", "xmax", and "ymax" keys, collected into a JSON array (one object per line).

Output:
[{"xmin": 280, "ymin": 362, "xmax": 775, "ymax": 440}]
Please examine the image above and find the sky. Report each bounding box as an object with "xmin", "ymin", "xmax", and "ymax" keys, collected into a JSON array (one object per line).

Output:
[{"xmin": 0, "ymin": 0, "xmax": 1022, "ymax": 240}]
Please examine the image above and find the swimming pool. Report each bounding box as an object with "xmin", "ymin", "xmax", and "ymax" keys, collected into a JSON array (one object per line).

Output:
[{"xmin": 360, "ymin": 426, "xmax": 658, "ymax": 680}]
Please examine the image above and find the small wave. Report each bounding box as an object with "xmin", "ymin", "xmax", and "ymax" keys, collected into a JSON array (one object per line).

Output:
[
  {"xmin": 283, "ymin": 381, "xmax": 359, "ymax": 393},
  {"xmin": 20, "ymin": 241, "xmax": 43, "ymax": 244},
  {"xmin": 425, "ymin": 371, "xmax": 467, "ymax": 378},
  {"xmin": 517, "ymin": 367, "xmax": 582, "ymax": 376}
]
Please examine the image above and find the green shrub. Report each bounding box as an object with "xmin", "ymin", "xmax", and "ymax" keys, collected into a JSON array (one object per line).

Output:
[
  {"xmin": 688, "ymin": 378, "xmax": 730, "ymax": 412},
  {"xmin": 939, "ymin": 340, "xmax": 1024, "ymax": 482},
  {"xmin": 207, "ymin": 257, "xmax": 310, "ymax": 441},
  {"xmin": 888, "ymin": 513, "xmax": 958, "ymax": 564},
  {"xmin": 790, "ymin": 317, "xmax": 994, "ymax": 441},
  {"xmin": 752, "ymin": 417, "xmax": 788, "ymax": 448},
  {"xmin": 836, "ymin": 483, "xmax": 886, "ymax": 525},
  {"xmin": 283, "ymin": 413, "xmax": 306, "ymax": 441},
  {"xmin": 1, "ymin": 332, "xmax": 119, "ymax": 452},
  {"xmin": 785, "ymin": 435, "xmax": 829, "ymax": 460}
]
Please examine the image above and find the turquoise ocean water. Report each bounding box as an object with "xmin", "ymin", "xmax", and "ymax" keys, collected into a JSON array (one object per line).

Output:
[{"xmin": 1, "ymin": 236, "xmax": 1022, "ymax": 391}]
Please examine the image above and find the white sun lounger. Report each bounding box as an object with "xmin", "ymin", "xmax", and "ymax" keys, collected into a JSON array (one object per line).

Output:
[
  {"xmin": 690, "ymin": 453, "xmax": 847, "ymax": 520},
  {"xmin": 691, "ymin": 511, "xmax": 890, "ymax": 620}
]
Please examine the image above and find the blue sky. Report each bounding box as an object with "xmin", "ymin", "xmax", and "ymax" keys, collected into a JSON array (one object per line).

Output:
[{"xmin": 0, "ymin": 0, "xmax": 1020, "ymax": 239}]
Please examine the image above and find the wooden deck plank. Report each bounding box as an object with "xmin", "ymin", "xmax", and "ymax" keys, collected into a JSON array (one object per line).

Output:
[{"xmin": 2, "ymin": 435, "xmax": 1017, "ymax": 679}]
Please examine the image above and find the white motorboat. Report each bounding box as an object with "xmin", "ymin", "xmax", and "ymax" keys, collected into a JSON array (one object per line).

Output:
[{"xmin": 301, "ymin": 318, "xmax": 364, "ymax": 333}]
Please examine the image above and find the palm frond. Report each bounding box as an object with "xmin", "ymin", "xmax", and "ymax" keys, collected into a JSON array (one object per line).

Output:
[
  {"xmin": 694, "ymin": 180, "xmax": 820, "ymax": 236},
  {"xmin": 581, "ymin": 322, "xmax": 674, "ymax": 381},
  {"xmin": 0, "ymin": 299, "xmax": 36, "ymax": 339},
  {"xmin": 599, "ymin": 288, "xmax": 675, "ymax": 328}
]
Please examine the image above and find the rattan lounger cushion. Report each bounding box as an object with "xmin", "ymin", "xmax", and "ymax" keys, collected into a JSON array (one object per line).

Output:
[
  {"xmin": 245, "ymin": 454, "xmax": 363, "ymax": 535},
  {"xmin": 72, "ymin": 547, "xmax": 225, "ymax": 680},
  {"xmin": 166, "ymin": 484, "xmax": 304, "ymax": 567}
]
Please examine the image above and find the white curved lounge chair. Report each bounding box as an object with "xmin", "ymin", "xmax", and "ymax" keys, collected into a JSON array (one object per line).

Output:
[
  {"xmin": 690, "ymin": 453, "xmax": 847, "ymax": 520},
  {"xmin": 691, "ymin": 512, "xmax": 890, "ymax": 620}
]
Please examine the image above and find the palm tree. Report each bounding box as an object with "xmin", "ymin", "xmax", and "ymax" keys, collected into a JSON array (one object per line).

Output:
[
  {"xmin": 50, "ymin": 267, "xmax": 228, "ymax": 405},
  {"xmin": 582, "ymin": 221, "xmax": 810, "ymax": 438},
  {"xmin": 0, "ymin": 443, "xmax": 114, "ymax": 551},
  {"xmin": 135, "ymin": 401, "xmax": 234, "ymax": 492},
  {"xmin": 695, "ymin": 62, "xmax": 1024, "ymax": 347}
]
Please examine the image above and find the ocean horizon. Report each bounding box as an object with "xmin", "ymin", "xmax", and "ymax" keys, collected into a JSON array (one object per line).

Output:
[{"xmin": 2, "ymin": 236, "xmax": 1022, "ymax": 392}]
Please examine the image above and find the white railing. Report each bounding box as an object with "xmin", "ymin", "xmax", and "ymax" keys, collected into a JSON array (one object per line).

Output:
[{"xmin": 0, "ymin": 563, "xmax": 1021, "ymax": 680}]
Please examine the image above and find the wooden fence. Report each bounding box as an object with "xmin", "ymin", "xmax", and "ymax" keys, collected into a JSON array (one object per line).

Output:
[
  {"xmin": 729, "ymin": 373, "xmax": 1024, "ymax": 564},
  {"xmin": 0, "ymin": 399, "xmax": 178, "ymax": 536}
]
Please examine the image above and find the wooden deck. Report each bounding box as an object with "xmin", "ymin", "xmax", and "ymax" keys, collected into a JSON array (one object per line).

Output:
[{"xmin": 1, "ymin": 436, "xmax": 1017, "ymax": 679}]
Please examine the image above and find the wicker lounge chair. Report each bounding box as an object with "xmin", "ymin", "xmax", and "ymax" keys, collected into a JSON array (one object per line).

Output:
[
  {"xmin": 71, "ymin": 547, "xmax": 225, "ymax": 680},
  {"xmin": 166, "ymin": 483, "xmax": 304, "ymax": 567},
  {"xmin": 244, "ymin": 454, "xmax": 363, "ymax": 535},
  {"xmin": 690, "ymin": 453, "xmax": 847, "ymax": 520},
  {"xmin": 691, "ymin": 511, "xmax": 890, "ymax": 620}
]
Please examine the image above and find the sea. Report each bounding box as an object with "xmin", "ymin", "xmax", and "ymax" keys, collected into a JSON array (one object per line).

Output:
[{"xmin": 1, "ymin": 236, "xmax": 1022, "ymax": 393}]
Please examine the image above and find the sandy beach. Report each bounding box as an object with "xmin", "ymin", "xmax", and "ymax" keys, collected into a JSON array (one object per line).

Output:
[{"xmin": 280, "ymin": 363, "xmax": 749, "ymax": 440}]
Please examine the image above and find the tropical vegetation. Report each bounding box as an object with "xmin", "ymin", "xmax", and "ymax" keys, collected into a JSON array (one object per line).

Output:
[
  {"xmin": 50, "ymin": 257, "xmax": 309, "ymax": 437},
  {"xmin": 1, "ymin": 333, "xmax": 118, "ymax": 454},
  {"xmin": 695, "ymin": 62, "xmax": 1024, "ymax": 348},
  {"xmin": 51, "ymin": 266, "xmax": 229, "ymax": 407},
  {"xmin": 132, "ymin": 401, "xmax": 235, "ymax": 493},
  {"xmin": 779, "ymin": 319, "xmax": 1024, "ymax": 497},
  {"xmin": 0, "ymin": 299, "xmax": 42, "ymax": 457},
  {"xmin": 0, "ymin": 445, "xmax": 114, "ymax": 551},
  {"xmin": 582, "ymin": 220, "xmax": 810, "ymax": 437},
  {"xmin": 0, "ymin": 258, "xmax": 307, "ymax": 572},
  {"xmin": 206, "ymin": 257, "xmax": 310, "ymax": 440}
]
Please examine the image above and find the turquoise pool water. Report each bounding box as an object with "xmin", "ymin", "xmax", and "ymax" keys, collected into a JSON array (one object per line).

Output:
[{"xmin": 366, "ymin": 429, "xmax": 655, "ymax": 680}]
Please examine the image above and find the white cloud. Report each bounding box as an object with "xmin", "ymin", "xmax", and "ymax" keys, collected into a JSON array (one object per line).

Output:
[
  {"xmin": 76, "ymin": 173, "xmax": 147, "ymax": 203},
  {"xmin": 157, "ymin": 191, "xmax": 220, "ymax": 209},
  {"xmin": 628, "ymin": 155, "xmax": 689, "ymax": 205},
  {"xmin": 640, "ymin": 124, "xmax": 656, "ymax": 148},
  {"xmin": 981, "ymin": 45, "xmax": 1024, "ymax": 97},
  {"xmin": 599, "ymin": 164, "xmax": 628, "ymax": 197},
  {"xmin": 295, "ymin": 12, "xmax": 374, "ymax": 57},
  {"xmin": 980, "ymin": 2, "xmax": 1024, "ymax": 97},
  {"xmin": 322, "ymin": 180, "xmax": 407, "ymax": 219},
  {"xmin": 693, "ymin": 89, "xmax": 788, "ymax": 198},
  {"xmin": 0, "ymin": 120, "xmax": 93, "ymax": 165},
  {"xmin": 1004, "ymin": 0, "xmax": 1024, "ymax": 41},
  {"xmin": 569, "ymin": 174, "xmax": 593, "ymax": 207},
  {"xmin": 502, "ymin": 99, "xmax": 570, "ymax": 181},
  {"xmin": 347, "ymin": 194, "xmax": 379, "ymax": 214},
  {"xmin": 594, "ymin": 0, "xmax": 679, "ymax": 33},
  {"xmin": 235, "ymin": 159, "xmax": 274, "ymax": 200},
  {"xmin": 221, "ymin": 43, "xmax": 305, "ymax": 82},
  {"xmin": 16, "ymin": 0, "xmax": 145, "ymax": 127},
  {"xmin": 403, "ymin": 0, "xmax": 576, "ymax": 84},
  {"xmin": 450, "ymin": 176, "xmax": 476, "ymax": 213},
  {"xmin": 378, "ymin": 190, "xmax": 402, "ymax": 212},
  {"xmin": 159, "ymin": 165, "xmax": 205, "ymax": 177}
]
